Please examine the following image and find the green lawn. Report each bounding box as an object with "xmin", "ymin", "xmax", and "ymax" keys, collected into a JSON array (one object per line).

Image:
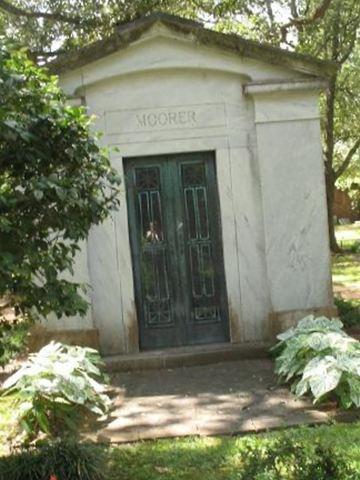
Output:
[
  {"xmin": 333, "ymin": 224, "xmax": 360, "ymax": 295},
  {"xmin": 333, "ymin": 224, "xmax": 360, "ymax": 326},
  {"xmin": 0, "ymin": 395, "xmax": 14, "ymax": 455},
  {"xmin": 1, "ymin": 225, "xmax": 360, "ymax": 477},
  {"xmin": 105, "ymin": 422, "xmax": 360, "ymax": 479},
  {"xmin": 332, "ymin": 253, "xmax": 360, "ymax": 288},
  {"xmin": 1, "ymin": 420, "xmax": 359, "ymax": 479},
  {"xmin": 335, "ymin": 223, "xmax": 360, "ymax": 251},
  {"xmin": 334, "ymin": 223, "xmax": 360, "ymax": 278}
]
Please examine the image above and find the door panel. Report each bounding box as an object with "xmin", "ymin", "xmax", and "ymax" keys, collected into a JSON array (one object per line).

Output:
[
  {"xmin": 178, "ymin": 157, "xmax": 229, "ymax": 345},
  {"xmin": 125, "ymin": 152, "xmax": 229, "ymax": 350},
  {"xmin": 135, "ymin": 166, "xmax": 171, "ymax": 326}
]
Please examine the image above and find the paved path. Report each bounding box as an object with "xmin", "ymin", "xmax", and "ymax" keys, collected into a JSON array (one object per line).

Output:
[{"xmin": 96, "ymin": 359, "xmax": 358, "ymax": 443}]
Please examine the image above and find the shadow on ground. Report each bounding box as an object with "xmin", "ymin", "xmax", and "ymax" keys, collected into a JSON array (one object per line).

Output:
[{"xmin": 94, "ymin": 359, "xmax": 357, "ymax": 442}]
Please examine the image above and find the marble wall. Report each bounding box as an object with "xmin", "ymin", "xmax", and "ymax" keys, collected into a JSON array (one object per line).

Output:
[{"xmin": 53, "ymin": 25, "xmax": 333, "ymax": 355}]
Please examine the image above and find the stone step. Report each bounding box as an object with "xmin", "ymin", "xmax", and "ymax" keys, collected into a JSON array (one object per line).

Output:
[{"xmin": 104, "ymin": 341, "xmax": 271, "ymax": 372}]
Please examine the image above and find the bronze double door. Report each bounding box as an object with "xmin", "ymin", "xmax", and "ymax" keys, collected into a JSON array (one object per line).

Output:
[{"xmin": 125, "ymin": 151, "xmax": 229, "ymax": 350}]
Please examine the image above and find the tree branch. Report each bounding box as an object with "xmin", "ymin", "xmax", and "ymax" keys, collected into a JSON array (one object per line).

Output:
[
  {"xmin": 290, "ymin": 0, "xmax": 299, "ymax": 19},
  {"xmin": 335, "ymin": 138, "xmax": 360, "ymax": 179},
  {"xmin": 0, "ymin": 0, "xmax": 97, "ymax": 26},
  {"xmin": 303, "ymin": 0, "xmax": 311, "ymax": 16},
  {"xmin": 265, "ymin": 0, "xmax": 275, "ymax": 25},
  {"xmin": 281, "ymin": 0, "xmax": 333, "ymax": 41},
  {"xmin": 339, "ymin": 27, "xmax": 359, "ymax": 63},
  {"xmin": 27, "ymin": 47, "xmax": 68, "ymax": 63}
]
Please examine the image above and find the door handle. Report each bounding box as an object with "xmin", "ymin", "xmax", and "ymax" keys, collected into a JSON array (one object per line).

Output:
[{"xmin": 177, "ymin": 221, "xmax": 185, "ymax": 257}]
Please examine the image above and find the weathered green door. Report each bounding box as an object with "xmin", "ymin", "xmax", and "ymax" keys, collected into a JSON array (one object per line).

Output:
[{"xmin": 125, "ymin": 152, "xmax": 229, "ymax": 350}]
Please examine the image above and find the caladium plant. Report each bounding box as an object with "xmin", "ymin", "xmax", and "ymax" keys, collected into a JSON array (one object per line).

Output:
[
  {"xmin": 271, "ymin": 315, "xmax": 360, "ymax": 408},
  {"xmin": 1, "ymin": 342, "xmax": 111, "ymax": 440}
]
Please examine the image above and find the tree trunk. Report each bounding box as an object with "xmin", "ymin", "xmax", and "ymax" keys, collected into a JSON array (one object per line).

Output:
[
  {"xmin": 325, "ymin": 168, "xmax": 340, "ymax": 253},
  {"xmin": 324, "ymin": 75, "xmax": 340, "ymax": 252}
]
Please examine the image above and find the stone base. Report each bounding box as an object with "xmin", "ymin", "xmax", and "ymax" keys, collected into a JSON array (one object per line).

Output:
[
  {"xmin": 104, "ymin": 341, "xmax": 271, "ymax": 372},
  {"xmin": 269, "ymin": 305, "xmax": 338, "ymax": 341},
  {"xmin": 27, "ymin": 325, "xmax": 100, "ymax": 352}
]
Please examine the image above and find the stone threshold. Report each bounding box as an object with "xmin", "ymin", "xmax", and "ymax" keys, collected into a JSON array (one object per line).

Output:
[
  {"xmin": 95, "ymin": 409, "xmax": 360, "ymax": 444},
  {"xmin": 104, "ymin": 341, "xmax": 271, "ymax": 372}
]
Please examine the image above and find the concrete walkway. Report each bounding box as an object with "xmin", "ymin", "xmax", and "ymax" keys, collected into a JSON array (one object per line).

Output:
[{"xmin": 96, "ymin": 359, "xmax": 359, "ymax": 443}]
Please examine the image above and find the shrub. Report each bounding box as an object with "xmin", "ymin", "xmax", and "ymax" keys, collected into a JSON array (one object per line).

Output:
[
  {"xmin": 0, "ymin": 439, "xmax": 107, "ymax": 480},
  {"xmin": 0, "ymin": 319, "xmax": 30, "ymax": 368},
  {"xmin": 334, "ymin": 296, "xmax": 360, "ymax": 328},
  {"xmin": 348, "ymin": 241, "xmax": 360, "ymax": 253},
  {"xmin": 238, "ymin": 431, "xmax": 358, "ymax": 479},
  {"xmin": 271, "ymin": 315, "xmax": 360, "ymax": 408},
  {"xmin": 1, "ymin": 342, "xmax": 111, "ymax": 440},
  {"xmin": 0, "ymin": 43, "xmax": 121, "ymax": 323}
]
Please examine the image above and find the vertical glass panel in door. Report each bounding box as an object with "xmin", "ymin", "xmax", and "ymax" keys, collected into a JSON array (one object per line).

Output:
[
  {"xmin": 135, "ymin": 166, "xmax": 172, "ymax": 327},
  {"xmin": 181, "ymin": 162, "xmax": 220, "ymax": 324}
]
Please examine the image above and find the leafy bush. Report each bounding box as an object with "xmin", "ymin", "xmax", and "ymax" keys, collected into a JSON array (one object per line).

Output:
[
  {"xmin": 347, "ymin": 240, "xmax": 360, "ymax": 253},
  {"xmin": 0, "ymin": 319, "xmax": 30, "ymax": 368},
  {"xmin": 1, "ymin": 342, "xmax": 111, "ymax": 440},
  {"xmin": 239, "ymin": 431, "xmax": 358, "ymax": 480},
  {"xmin": 0, "ymin": 439, "xmax": 107, "ymax": 480},
  {"xmin": 0, "ymin": 43, "xmax": 121, "ymax": 322},
  {"xmin": 271, "ymin": 315, "xmax": 360, "ymax": 408},
  {"xmin": 334, "ymin": 296, "xmax": 360, "ymax": 328},
  {"xmin": 105, "ymin": 423, "xmax": 360, "ymax": 480}
]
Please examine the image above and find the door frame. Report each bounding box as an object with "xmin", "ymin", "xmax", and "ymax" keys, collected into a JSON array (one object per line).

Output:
[{"xmin": 124, "ymin": 151, "xmax": 230, "ymax": 351}]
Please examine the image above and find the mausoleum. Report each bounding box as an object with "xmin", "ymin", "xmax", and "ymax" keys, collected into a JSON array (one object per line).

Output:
[{"xmin": 41, "ymin": 13, "xmax": 337, "ymax": 357}]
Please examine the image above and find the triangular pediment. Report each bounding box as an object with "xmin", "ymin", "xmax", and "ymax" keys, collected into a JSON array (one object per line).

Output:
[{"xmin": 50, "ymin": 12, "xmax": 336, "ymax": 80}]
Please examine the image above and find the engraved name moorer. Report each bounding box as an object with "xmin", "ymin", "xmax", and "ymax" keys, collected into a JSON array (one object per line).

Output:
[{"xmin": 136, "ymin": 110, "xmax": 197, "ymax": 128}]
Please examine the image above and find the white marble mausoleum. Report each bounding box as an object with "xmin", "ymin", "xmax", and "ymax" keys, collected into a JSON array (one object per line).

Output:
[{"xmin": 41, "ymin": 13, "xmax": 336, "ymax": 356}]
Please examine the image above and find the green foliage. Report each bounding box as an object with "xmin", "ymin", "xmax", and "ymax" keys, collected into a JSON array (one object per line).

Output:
[
  {"xmin": 1, "ymin": 342, "xmax": 111, "ymax": 440},
  {"xmin": 0, "ymin": 43, "xmax": 121, "ymax": 320},
  {"xmin": 338, "ymin": 239, "xmax": 360, "ymax": 254},
  {"xmin": 271, "ymin": 315, "xmax": 360, "ymax": 408},
  {"xmin": 1, "ymin": 422, "xmax": 359, "ymax": 480},
  {"xmin": 347, "ymin": 241, "xmax": 360, "ymax": 254},
  {"xmin": 0, "ymin": 320, "xmax": 30, "ymax": 368},
  {"xmin": 104, "ymin": 423, "xmax": 360, "ymax": 480},
  {"xmin": 0, "ymin": 0, "xmax": 203, "ymax": 56},
  {"xmin": 335, "ymin": 224, "xmax": 360, "ymax": 252},
  {"xmin": 0, "ymin": 439, "xmax": 107, "ymax": 480},
  {"xmin": 332, "ymin": 252, "xmax": 360, "ymax": 288},
  {"xmin": 1, "ymin": 1, "xmax": 358, "ymax": 252},
  {"xmin": 237, "ymin": 432, "xmax": 358, "ymax": 480},
  {"xmin": 335, "ymin": 297, "xmax": 360, "ymax": 328}
]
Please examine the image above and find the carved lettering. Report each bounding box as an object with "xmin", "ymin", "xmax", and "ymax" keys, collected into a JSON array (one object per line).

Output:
[
  {"xmin": 188, "ymin": 111, "xmax": 196, "ymax": 123},
  {"xmin": 178, "ymin": 111, "xmax": 187, "ymax": 124},
  {"xmin": 147, "ymin": 113, "xmax": 157, "ymax": 127},
  {"xmin": 158, "ymin": 112, "xmax": 168, "ymax": 126},
  {"xmin": 168, "ymin": 112, "xmax": 178, "ymax": 125},
  {"xmin": 136, "ymin": 114, "xmax": 147, "ymax": 128},
  {"xmin": 135, "ymin": 110, "xmax": 197, "ymax": 129}
]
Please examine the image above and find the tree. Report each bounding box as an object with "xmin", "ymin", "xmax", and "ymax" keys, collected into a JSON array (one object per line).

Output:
[
  {"xmin": 0, "ymin": 1, "xmax": 256, "ymax": 60},
  {"xmin": 0, "ymin": 0, "xmax": 204, "ymax": 60},
  {"xmin": 0, "ymin": 1, "xmax": 358, "ymax": 252},
  {"xmin": 210, "ymin": 0, "xmax": 360, "ymax": 251},
  {"xmin": 0, "ymin": 42, "xmax": 121, "ymax": 322},
  {"xmin": 294, "ymin": 0, "xmax": 360, "ymax": 251}
]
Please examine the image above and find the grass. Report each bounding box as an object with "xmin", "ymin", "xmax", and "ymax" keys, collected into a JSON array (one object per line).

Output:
[
  {"xmin": 333, "ymin": 224, "xmax": 360, "ymax": 327},
  {"xmin": 105, "ymin": 422, "xmax": 360, "ymax": 479},
  {"xmin": 335, "ymin": 223, "xmax": 360, "ymax": 252},
  {"xmin": 332, "ymin": 252, "xmax": 360, "ymax": 289},
  {"xmin": 1, "ymin": 224, "xmax": 360, "ymax": 477},
  {"xmin": 0, "ymin": 395, "xmax": 15, "ymax": 455},
  {"xmin": 1, "ymin": 421, "xmax": 359, "ymax": 479},
  {"xmin": 333, "ymin": 224, "xmax": 360, "ymax": 287}
]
